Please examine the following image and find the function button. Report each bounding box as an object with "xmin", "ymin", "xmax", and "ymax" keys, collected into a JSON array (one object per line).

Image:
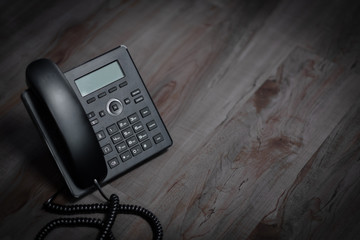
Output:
[
  {"xmin": 132, "ymin": 122, "xmax": 144, "ymax": 133},
  {"xmin": 124, "ymin": 98, "xmax": 131, "ymax": 105},
  {"xmin": 146, "ymin": 120, "xmax": 157, "ymax": 131},
  {"xmin": 130, "ymin": 145, "xmax": 142, "ymax": 156},
  {"xmin": 87, "ymin": 97, "xmax": 96, "ymax": 104},
  {"xmin": 99, "ymin": 110, "xmax": 106, "ymax": 117},
  {"xmin": 96, "ymin": 130, "xmax": 106, "ymax": 141},
  {"xmin": 119, "ymin": 81, "xmax": 128, "ymax": 88},
  {"xmin": 134, "ymin": 96, "xmax": 144, "ymax": 104},
  {"xmin": 87, "ymin": 112, "xmax": 95, "ymax": 119},
  {"xmin": 108, "ymin": 86, "xmax": 117, "ymax": 93},
  {"xmin": 90, "ymin": 118, "xmax": 99, "ymax": 126},
  {"xmin": 106, "ymin": 124, "xmax": 119, "ymax": 135},
  {"xmin": 108, "ymin": 158, "xmax": 119, "ymax": 169},
  {"xmin": 117, "ymin": 118, "xmax": 130, "ymax": 129},
  {"xmin": 122, "ymin": 127, "xmax": 133, "ymax": 138},
  {"xmin": 120, "ymin": 150, "xmax": 132, "ymax": 162},
  {"xmin": 140, "ymin": 107, "xmax": 151, "ymax": 118},
  {"xmin": 102, "ymin": 144, "xmax": 113, "ymax": 155},
  {"xmin": 128, "ymin": 113, "xmax": 140, "ymax": 124},
  {"xmin": 126, "ymin": 136, "xmax": 138, "ymax": 147},
  {"xmin": 153, "ymin": 133, "xmax": 164, "ymax": 144},
  {"xmin": 98, "ymin": 92, "xmax": 106, "ymax": 98},
  {"xmin": 111, "ymin": 103, "xmax": 119, "ymax": 111},
  {"xmin": 107, "ymin": 98, "xmax": 123, "ymax": 116},
  {"xmin": 111, "ymin": 133, "xmax": 123, "ymax": 144},
  {"xmin": 131, "ymin": 89, "xmax": 141, "ymax": 97},
  {"xmin": 141, "ymin": 139, "xmax": 152, "ymax": 151},
  {"xmin": 115, "ymin": 142, "xmax": 127, "ymax": 153},
  {"xmin": 136, "ymin": 131, "xmax": 148, "ymax": 142}
]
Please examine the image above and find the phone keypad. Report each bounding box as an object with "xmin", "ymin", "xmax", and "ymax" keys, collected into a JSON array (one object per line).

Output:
[{"xmin": 88, "ymin": 105, "xmax": 164, "ymax": 169}]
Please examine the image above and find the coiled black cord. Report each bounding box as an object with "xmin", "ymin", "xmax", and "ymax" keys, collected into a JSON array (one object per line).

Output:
[{"xmin": 35, "ymin": 183, "xmax": 163, "ymax": 240}]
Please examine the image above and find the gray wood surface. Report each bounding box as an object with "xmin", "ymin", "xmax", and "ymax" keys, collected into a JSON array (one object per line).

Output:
[{"xmin": 1, "ymin": 0, "xmax": 359, "ymax": 239}]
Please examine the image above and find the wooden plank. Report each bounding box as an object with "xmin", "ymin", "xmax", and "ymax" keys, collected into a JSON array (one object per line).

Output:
[
  {"xmin": 251, "ymin": 99, "xmax": 360, "ymax": 239},
  {"xmin": 143, "ymin": 47, "xmax": 359, "ymax": 239}
]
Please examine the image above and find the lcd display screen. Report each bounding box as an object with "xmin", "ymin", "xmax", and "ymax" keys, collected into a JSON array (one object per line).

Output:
[{"xmin": 75, "ymin": 61, "xmax": 125, "ymax": 97}]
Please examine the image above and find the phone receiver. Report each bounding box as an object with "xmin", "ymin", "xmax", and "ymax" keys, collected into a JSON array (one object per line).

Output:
[{"xmin": 22, "ymin": 59, "xmax": 107, "ymax": 192}]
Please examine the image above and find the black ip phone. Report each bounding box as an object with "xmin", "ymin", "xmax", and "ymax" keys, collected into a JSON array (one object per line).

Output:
[{"xmin": 21, "ymin": 45, "xmax": 172, "ymax": 239}]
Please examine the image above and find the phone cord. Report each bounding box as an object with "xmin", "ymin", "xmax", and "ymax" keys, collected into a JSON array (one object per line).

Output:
[{"xmin": 35, "ymin": 191, "xmax": 163, "ymax": 240}]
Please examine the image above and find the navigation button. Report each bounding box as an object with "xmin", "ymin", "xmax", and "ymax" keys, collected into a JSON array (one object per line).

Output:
[{"xmin": 106, "ymin": 98, "xmax": 123, "ymax": 116}]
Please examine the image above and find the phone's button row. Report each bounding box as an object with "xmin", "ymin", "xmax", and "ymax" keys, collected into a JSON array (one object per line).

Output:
[
  {"xmin": 134, "ymin": 96, "xmax": 144, "ymax": 103},
  {"xmin": 153, "ymin": 133, "xmax": 164, "ymax": 144},
  {"xmin": 99, "ymin": 111, "xmax": 106, "ymax": 117},
  {"xmin": 90, "ymin": 118, "xmax": 99, "ymax": 126},
  {"xmin": 108, "ymin": 86, "xmax": 117, "ymax": 93},
  {"xmin": 98, "ymin": 92, "xmax": 106, "ymax": 98},
  {"xmin": 96, "ymin": 130, "xmax": 106, "ymax": 141},
  {"xmin": 124, "ymin": 98, "xmax": 131, "ymax": 105},
  {"xmin": 102, "ymin": 144, "xmax": 113, "ymax": 155},
  {"xmin": 131, "ymin": 89, "xmax": 141, "ymax": 97},
  {"xmin": 119, "ymin": 81, "xmax": 128, "ymax": 88},
  {"xmin": 87, "ymin": 112, "xmax": 95, "ymax": 119},
  {"xmin": 108, "ymin": 158, "xmax": 119, "ymax": 169},
  {"xmin": 146, "ymin": 120, "xmax": 157, "ymax": 131},
  {"xmin": 87, "ymin": 97, "xmax": 96, "ymax": 104},
  {"xmin": 140, "ymin": 107, "xmax": 151, "ymax": 118}
]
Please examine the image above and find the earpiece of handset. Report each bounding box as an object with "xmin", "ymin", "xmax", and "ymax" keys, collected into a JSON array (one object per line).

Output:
[{"xmin": 26, "ymin": 59, "xmax": 107, "ymax": 189}]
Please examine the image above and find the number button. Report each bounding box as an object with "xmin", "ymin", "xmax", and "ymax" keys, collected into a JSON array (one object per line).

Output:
[
  {"xmin": 132, "ymin": 122, "xmax": 144, "ymax": 133},
  {"xmin": 141, "ymin": 139, "xmax": 152, "ymax": 151},
  {"xmin": 106, "ymin": 124, "xmax": 119, "ymax": 135},
  {"xmin": 111, "ymin": 133, "xmax": 123, "ymax": 144},
  {"xmin": 122, "ymin": 127, "xmax": 133, "ymax": 138},
  {"xmin": 136, "ymin": 131, "xmax": 148, "ymax": 142},
  {"xmin": 126, "ymin": 136, "xmax": 138, "ymax": 147},
  {"xmin": 115, "ymin": 142, "xmax": 127, "ymax": 153},
  {"xmin": 118, "ymin": 118, "xmax": 130, "ymax": 129},
  {"xmin": 131, "ymin": 145, "xmax": 142, "ymax": 156},
  {"xmin": 128, "ymin": 113, "xmax": 140, "ymax": 124},
  {"xmin": 120, "ymin": 151, "xmax": 132, "ymax": 162}
]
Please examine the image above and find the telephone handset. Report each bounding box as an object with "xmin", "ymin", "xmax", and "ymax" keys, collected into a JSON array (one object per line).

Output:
[{"xmin": 22, "ymin": 46, "xmax": 172, "ymax": 198}]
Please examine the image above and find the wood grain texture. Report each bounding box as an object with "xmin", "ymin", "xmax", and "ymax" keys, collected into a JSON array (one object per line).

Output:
[{"xmin": 0, "ymin": 0, "xmax": 360, "ymax": 239}]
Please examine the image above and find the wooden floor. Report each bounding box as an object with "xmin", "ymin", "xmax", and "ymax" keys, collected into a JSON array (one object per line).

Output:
[{"xmin": 1, "ymin": 0, "xmax": 360, "ymax": 239}]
